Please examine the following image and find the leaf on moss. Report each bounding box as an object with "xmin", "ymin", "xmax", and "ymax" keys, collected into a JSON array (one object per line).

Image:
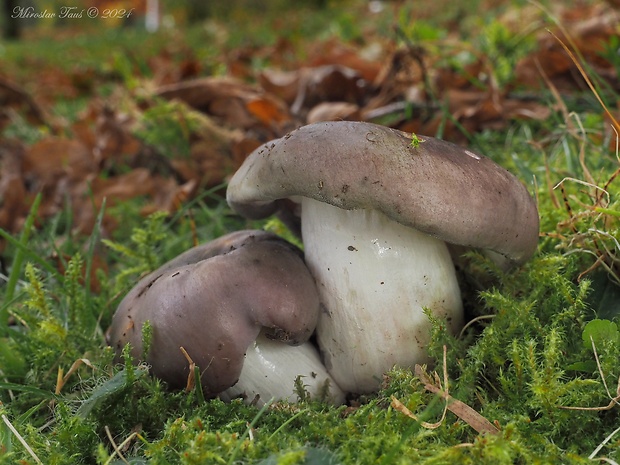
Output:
[
  {"xmin": 76, "ymin": 366, "xmax": 148, "ymax": 419},
  {"xmin": 582, "ymin": 319, "xmax": 619, "ymax": 351}
]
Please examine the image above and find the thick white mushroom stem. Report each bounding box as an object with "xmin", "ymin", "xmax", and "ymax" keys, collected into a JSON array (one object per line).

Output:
[
  {"xmin": 220, "ymin": 334, "xmax": 346, "ymax": 406},
  {"xmin": 302, "ymin": 198, "xmax": 463, "ymax": 394}
]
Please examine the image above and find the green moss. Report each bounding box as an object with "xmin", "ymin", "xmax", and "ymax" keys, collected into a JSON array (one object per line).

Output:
[{"xmin": 3, "ymin": 183, "xmax": 619, "ymax": 462}]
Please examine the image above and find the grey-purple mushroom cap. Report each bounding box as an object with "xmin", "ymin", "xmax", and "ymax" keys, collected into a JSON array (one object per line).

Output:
[
  {"xmin": 106, "ymin": 230, "xmax": 320, "ymax": 395},
  {"xmin": 226, "ymin": 121, "xmax": 539, "ymax": 267}
]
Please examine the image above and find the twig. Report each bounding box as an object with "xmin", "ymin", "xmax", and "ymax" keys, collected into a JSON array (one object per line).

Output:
[
  {"xmin": 589, "ymin": 425, "xmax": 620, "ymax": 461},
  {"xmin": 55, "ymin": 358, "xmax": 95, "ymax": 395},
  {"xmin": 547, "ymin": 30, "xmax": 620, "ymax": 135},
  {"xmin": 0, "ymin": 370, "xmax": 14, "ymax": 401},
  {"xmin": 553, "ymin": 178, "xmax": 610, "ymax": 206},
  {"xmin": 391, "ymin": 346, "xmax": 449, "ymax": 428},
  {"xmin": 560, "ymin": 337, "xmax": 620, "ymax": 411},
  {"xmin": 180, "ymin": 346, "xmax": 196, "ymax": 392},
  {"xmin": 531, "ymin": 0, "xmax": 620, "ymax": 133},
  {"xmin": 591, "ymin": 336, "xmax": 619, "ymax": 408},
  {"xmin": 1, "ymin": 414, "xmax": 43, "ymax": 464},
  {"xmin": 392, "ymin": 346, "xmax": 500, "ymax": 435},
  {"xmin": 105, "ymin": 425, "xmax": 130, "ymax": 465},
  {"xmin": 415, "ymin": 365, "xmax": 500, "ymax": 435},
  {"xmin": 180, "ymin": 346, "xmax": 206, "ymax": 402},
  {"xmin": 458, "ymin": 314, "xmax": 495, "ymax": 339}
]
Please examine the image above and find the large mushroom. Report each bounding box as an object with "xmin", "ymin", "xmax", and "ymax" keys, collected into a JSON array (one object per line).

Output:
[
  {"xmin": 106, "ymin": 230, "xmax": 344, "ymax": 404},
  {"xmin": 227, "ymin": 121, "xmax": 539, "ymax": 394}
]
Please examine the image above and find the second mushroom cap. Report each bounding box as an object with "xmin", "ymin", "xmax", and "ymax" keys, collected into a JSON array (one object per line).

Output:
[{"xmin": 106, "ymin": 230, "xmax": 321, "ymax": 397}]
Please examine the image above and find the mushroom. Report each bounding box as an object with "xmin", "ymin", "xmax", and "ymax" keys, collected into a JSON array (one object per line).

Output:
[
  {"xmin": 220, "ymin": 333, "xmax": 345, "ymax": 406},
  {"xmin": 106, "ymin": 230, "xmax": 344, "ymax": 404},
  {"xmin": 226, "ymin": 121, "xmax": 539, "ymax": 394}
]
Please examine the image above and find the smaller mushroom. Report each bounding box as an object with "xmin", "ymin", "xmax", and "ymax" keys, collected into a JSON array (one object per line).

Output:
[
  {"xmin": 220, "ymin": 333, "xmax": 345, "ymax": 406},
  {"xmin": 106, "ymin": 230, "xmax": 343, "ymax": 403}
]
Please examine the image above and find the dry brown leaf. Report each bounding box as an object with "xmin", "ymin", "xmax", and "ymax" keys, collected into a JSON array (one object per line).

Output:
[
  {"xmin": 516, "ymin": 47, "xmax": 576, "ymax": 90},
  {"xmin": 391, "ymin": 395, "xmax": 445, "ymax": 429},
  {"xmin": 142, "ymin": 178, "xmax": 197, "ymax": 217},
  {"xmin": 366, "ymin": 46, "xmax": 427, "ymax": 114},
  {"xmin": 187, "ymin": 140, "xmax": 235, "ymax": 186},
  {"xmin": 90, "ymin": 168, "xmax": 156, "ymax": 202},
  {"xmin": 170, "ymin": 111, "xmax": 244, "ymax": 186},
  {"xmin": 307, "ymin": 38, "xmax": 383, "ymax": 83},
  {"xmin": 55, "ymin": 358, "xmax": 95, "ymax": 395},
  {"xmin": 503, "ymin": 97, "xmax": 552, "ymax": 121},
  {"xmin": 449, "ymin": 89, "xmax": 501, "ymax": 121},
  {"xmin": 71, "ymin": 168, "xmax": 157, "ymax": 234},
  {"xmin": 258, "ymin": 69, "xmax": 300, "ymax": 105},
  {"xmin": 306, "ymin": 101, "xmax": 361, "ymax": 124},
  {"xmin": 0, "ymin": 76, "xmax": 49, "ymax": 129},
  {"xmin": 156, "ymin": 77, "xmax": 250, "ymax": 110},
  {"xmin": 414, "ymin": 365, "xmax": 500, "ymax": 436},
  {"xmin": 21, "ymin": 138, "xmax": 97, "ymax": 221},
  {"xmin": 72, "ymin": 104, "xmax": 142, "ymax": 164},
  {"xmin": 516, "ymin": 3, "xmax": 618, "ymax": 91},
  {"xmin": 0, "ymin": 140, "xmax": 30, "ymax": 252},
  {"xmin": 23, "ymin": 138, "xmax": 96, "ymax": 186},
  {"xmin": 392, "ymin": 346, "xmax": 499, "ymax": 436},
  {"xmin": 157, "ymin": 77, "xmax": 290, "ymax": 135},
  {"xmin": 148, "ymin": 50, "xmax": 202, "ymax": 86},
  {"xmin": 246, "ymin": 96, "xmax": 290, "ymax": 126},
  {"xmin": 434, "ymin": 59, "xmax": 485, "ymax": 93},
  {"xmin": 290, "ymin": 65, "xmax": 367, "ymax": 116}
]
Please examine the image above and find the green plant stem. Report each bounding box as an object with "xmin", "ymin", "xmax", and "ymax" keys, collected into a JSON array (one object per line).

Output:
[
  {"xmin": 193, "ymin": 365, "xmax": 206, "ymax": 404},
  {"xmin": 227, "ymin": 398, "xmax": 274, "ymax": 465},
  {"xmin": 267, "ymin": 408, "xmax": 309, "ymax": 441},
  {"xmin": 594, "ymin": 207, "xmax": 620, "ymax": 217}
]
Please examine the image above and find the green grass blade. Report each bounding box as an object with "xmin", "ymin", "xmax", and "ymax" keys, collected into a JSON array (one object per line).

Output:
[
  {"xmin": 0, "ymin": 382, "xmax": 56, "ymax": 399},
  {"xmin": 1, "ymin": 193, "xmax": 42, "ymax": 336},
  {"xmin": 76, "ymin": 366, "xmax": 148, "ymax": 419},
  {"xmin": 227, "ymin": 398, "xmax": 274, "ymax": 465}
]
